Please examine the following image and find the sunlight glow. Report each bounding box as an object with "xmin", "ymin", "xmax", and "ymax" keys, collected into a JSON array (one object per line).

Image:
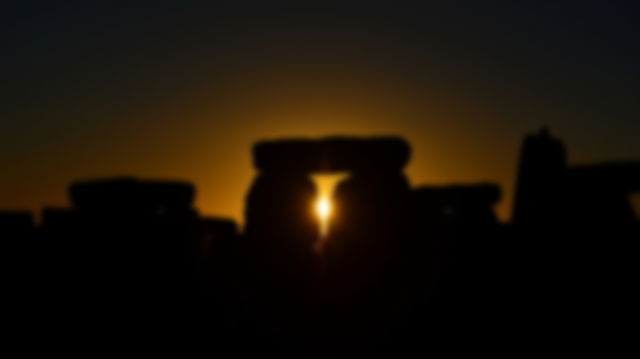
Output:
[
  {"xmin": 316, "ymin": 197, "xmax": 332, "ymax": 222},
  {"xmin": 311, "ymin": 173, "xmax": 349, "ymax": 240},
  {"xmin": 314, "ymin": 196, "xmax": 333, "ymax": 239}
]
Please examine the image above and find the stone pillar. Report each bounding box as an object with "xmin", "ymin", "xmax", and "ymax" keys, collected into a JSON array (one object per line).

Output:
[
  {"xmin": 512, "ymin": 127, "xmax": 567, "ymax": 228},
  {"xmin": 321, "ymin": 137, "xmax": 412, "ymax": 345},
  {"xmin": 323, "ymin": 137, "xmax": 411, "ymax": 270},
  {"xmin": 244, "ymin": 140, "xmax": 322, "ymax": 346},
  {"xmin": 245, "ymin": 140, "xmax": 320, "ymax": 254}
]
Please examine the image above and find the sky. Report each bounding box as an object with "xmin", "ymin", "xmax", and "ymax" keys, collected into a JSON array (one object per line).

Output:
[{"xmin": 1, "ymin": 1, "xmax": 639, "ymax": 223}]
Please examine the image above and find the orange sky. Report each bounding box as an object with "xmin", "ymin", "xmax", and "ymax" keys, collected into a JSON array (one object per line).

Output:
[
  {"xmin": 2, "ymin": 2, "xmax": 639, "ymax": 225},
  {"xmin": 3, "ymin": 62, "xmax": 634, "ymax": 225}
]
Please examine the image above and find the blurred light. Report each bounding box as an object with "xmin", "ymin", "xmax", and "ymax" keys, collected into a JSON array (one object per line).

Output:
[
  {"xmin": 312, "ymin": 172, "xmax": 349, "ymax": 240},
  {"xmin": 316, "ymin": 197, "xmax": 332, "ymax": 221}
]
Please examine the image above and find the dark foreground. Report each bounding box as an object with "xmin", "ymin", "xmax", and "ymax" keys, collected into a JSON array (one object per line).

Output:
[{"xmin": 2, "ymin": 129, "xmax": 638, "ymax": 355}]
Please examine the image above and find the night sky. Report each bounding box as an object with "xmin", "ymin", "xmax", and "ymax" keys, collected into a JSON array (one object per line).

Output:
[{"xmin": 2, "ymin": 1, "xmax": 639, "ymax": 222}]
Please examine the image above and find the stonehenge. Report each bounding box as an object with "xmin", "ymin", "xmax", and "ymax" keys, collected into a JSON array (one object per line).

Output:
[
  {"xmin": 0, "ymin": 129, "xmax": 637, "ymax": 354},
  {"xmin": 245, "ymin": 136, "xmax": 412, "ymax": 258}
]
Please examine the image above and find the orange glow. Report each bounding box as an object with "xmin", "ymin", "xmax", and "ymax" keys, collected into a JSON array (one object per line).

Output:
[
  {"xmin": 315, "ymin": 196, "xmax": 333, "ymax": 237},
  {"xmin": 311, "ymin": 173, "xmax": 349, "ymax": 239},
  {"xmin": 316, "ymin": 197, "xmax": 332, "ymax": 219}
]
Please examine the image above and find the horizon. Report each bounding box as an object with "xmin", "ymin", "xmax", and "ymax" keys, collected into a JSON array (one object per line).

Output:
[{"xmin": 2, "ymin": 1, "xmax": 639, "ymax": 223}]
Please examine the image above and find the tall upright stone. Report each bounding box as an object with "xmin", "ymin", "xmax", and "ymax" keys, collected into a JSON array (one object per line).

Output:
[
  {"xmin": 321, "ymin": 137, "xmax": 412, "ymax": 344},
  {"xmin": 512, "ymin": 128, "xmax": 567, "ymax": 228},
  {"xmin": 324, "ymin": 137, "xmax": 411, "ymax": 256},
  {"xmin": 245, "ymin": 140, "xmax": 322, "ymax": 344},
  {"xmin": 246, "ymin": 140, "xmax": 321, "ymax": 252}
]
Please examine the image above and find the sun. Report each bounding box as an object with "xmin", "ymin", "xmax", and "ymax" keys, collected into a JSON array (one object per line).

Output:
[
  {"xmin": 311, "ymin": 172, "xmax": 349, "ymax": 240},
  {"xmin": 315, "ymin": 197, "xmax": 332, "ymax": 221},
  {"xmin": 314, "ymin": 196, "xmax": 333, "ymax": 239}
]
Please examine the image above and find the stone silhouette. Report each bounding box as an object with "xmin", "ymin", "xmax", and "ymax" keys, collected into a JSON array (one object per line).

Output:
[
  {"xmin": 0, "ymin": 129, "xmax": 637, "ymax": 355},
  {"xmin": 512, "ymin": 129, "xmax": 640, "ymax": 330}
]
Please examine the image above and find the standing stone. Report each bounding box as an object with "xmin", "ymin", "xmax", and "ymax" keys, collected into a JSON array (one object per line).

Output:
[
  {"xmin": 321, "ymin": 137, "xmax": 412, "ymax": 348},
  {"xmin": 245, "ymin": 140, "xmax": 322, "ymax": 348},
  {"xmin": 512, "ymin": 128, "xmax": 567, "ymax": 228}
]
